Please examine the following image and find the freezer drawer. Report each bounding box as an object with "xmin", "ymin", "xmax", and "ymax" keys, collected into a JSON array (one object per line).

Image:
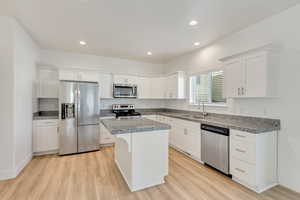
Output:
[
  {"xmin": 59, "ymin": 118, "xmax": 77, "ymax": 155},
  {"xmin": 78, "ymin": 125, "xmax": 100, "ymax": 153}
]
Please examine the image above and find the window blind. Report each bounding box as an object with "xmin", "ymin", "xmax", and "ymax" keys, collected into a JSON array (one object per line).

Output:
[{"xmin": 189, "ymin": 70, "xmax": 225, "ymax": 105}]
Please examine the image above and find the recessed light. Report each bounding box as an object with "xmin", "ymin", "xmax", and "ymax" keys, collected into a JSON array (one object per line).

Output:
[
  {"xmin": 194, "ymin": 42, "xmax": 200, "ymax": 46},
  {"xmin": 189, "ymin": 20, "xmax": 198, "ymax": 26},
  {"xmin": 79, "ymin": 41, "xmax": 87, "ymax": 45},
  {"xmin": 147, "ymin": 51, "xmax": 152, "ymax": 55}
]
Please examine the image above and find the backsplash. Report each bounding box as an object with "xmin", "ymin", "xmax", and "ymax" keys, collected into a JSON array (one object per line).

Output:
[
  {"xmin": 37, "ymin": 98, "xmax": 166, "ymax": 112},
  {"xmin": 38, "ymin": 98, "xmax": 59, "ymax": 111},
  {"xmin": 100, "ymin": 99, "xmax": 166, "ymax": 110}
]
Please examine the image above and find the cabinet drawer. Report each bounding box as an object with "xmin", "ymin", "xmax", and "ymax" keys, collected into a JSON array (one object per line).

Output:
[
  {"xmin": 231, "ymin": 130, "xmax": 256, "ymax": 143},
  {"xmin": 231, "ymin": 139, "xmax": 256, "ymax": 164},
  {"xmin": 231, "ymin": 158, "xmax": 255, "ymax": 186},
  {"xmin": 34, "ymin": 120, "xmax": 58, "ymax": 127}
]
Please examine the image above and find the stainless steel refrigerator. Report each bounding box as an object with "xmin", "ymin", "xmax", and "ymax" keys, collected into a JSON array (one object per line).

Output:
[{"xmin": 59, "ymin": 81, "xmax": 100, "ymax": 155}]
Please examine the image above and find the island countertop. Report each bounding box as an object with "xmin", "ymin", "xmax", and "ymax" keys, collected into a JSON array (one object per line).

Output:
[{"xmin": 101, "ymin": 117, "xmax": 171, "ymax": 135}]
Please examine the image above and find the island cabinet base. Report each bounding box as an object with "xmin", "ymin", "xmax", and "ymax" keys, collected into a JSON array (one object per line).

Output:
[{"xmin": 114, "ymin": 130, "xmax": 169, "ymax": 192}]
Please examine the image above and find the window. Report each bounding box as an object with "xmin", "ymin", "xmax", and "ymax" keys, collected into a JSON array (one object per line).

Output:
[{"xmin": 189, "ymin": 70, "xmax": 226, "ymax": 105}]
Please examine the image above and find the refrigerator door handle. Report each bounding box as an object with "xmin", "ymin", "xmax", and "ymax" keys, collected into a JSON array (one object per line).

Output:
[{"xmin": 77, "ymin": 86, "xmax": 81, "ymax": 124}]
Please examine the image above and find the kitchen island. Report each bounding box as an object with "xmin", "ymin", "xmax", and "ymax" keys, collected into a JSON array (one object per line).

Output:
[{"xmin": 101, "ymin": 118, "xmax": 171, "ymax": 192}]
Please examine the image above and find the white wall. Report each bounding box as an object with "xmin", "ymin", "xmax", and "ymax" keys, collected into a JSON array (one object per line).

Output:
[
  {"xmin": 0, "ymin": 16, "xmax": 39, "ymax": 179},
  {"xmin": 40, "ymin": 49, "xmax": 167, "ymax": 76},
  {"xmin": 0, "ymin": 17, "xmax": 15, "ymax": 179},
  {"xmin": 13, "ymin": 19, "xmax": 40, "ymax": 174},
  {"xmin": 165, "ymin": 4, "xmax": 300, "ymax": 192}
]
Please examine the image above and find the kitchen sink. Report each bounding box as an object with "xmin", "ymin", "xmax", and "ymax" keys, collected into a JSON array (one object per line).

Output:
[{"xmin": 192, "ymin": 115, "xmax": 205, "ymax": 119}]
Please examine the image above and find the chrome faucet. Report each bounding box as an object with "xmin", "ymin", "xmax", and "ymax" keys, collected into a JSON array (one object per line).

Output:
[
  {"xmin": 198, "ymin": 102, "xmax": 208, "ymax": 118},
  {"xmin": 202, "ymin": 102, "xmax": 208, "ymax": 118}
]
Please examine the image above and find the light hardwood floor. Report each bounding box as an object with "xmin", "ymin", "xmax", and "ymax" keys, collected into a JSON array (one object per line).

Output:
[{"xmin": 0, "ymin": 146, "xmax": 299, "ymax": 200}]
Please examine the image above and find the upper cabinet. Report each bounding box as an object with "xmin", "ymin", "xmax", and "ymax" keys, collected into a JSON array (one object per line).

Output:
[
  {"xmin": 37, "ymin": 67, "xmax": 186, "ymax": 100},
  {"xmin": 113, "ymin": 72, "xmax": 186, "ymax": 99},
  {"xmin": 220, "ymin": 44, "xmax": 280, "ymax": 98},
  {"xmin": 165, "ymin": 72, "xmax": 186, "ymax": 99},
  {"xmin": 113, "ymin": 74, "xmax": 137, "ymax": 84},
  {"xmin": 36, "ymin": 68, "xmax": 59, "ymax": 98},
  {"xmin": 99, "ymin": 73, "xmax": 113, "ymax": 99},
  {"xmin": 59, "ymin": 69, "xmax": 99, "ymax": 82},
  {"xmin": 136, "ymin": 77, "xmax": 152, "ymax": 99}
]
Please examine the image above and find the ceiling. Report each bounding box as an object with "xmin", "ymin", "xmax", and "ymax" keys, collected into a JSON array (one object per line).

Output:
[{"xmin": 7, "ymin": 0, "xmax": 300, "ymax": 63}]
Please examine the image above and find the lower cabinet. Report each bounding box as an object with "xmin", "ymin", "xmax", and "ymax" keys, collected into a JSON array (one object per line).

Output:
[
  {"xmin": 33, "ymin": 120, "xmax": 59, "ymax": 154},
  {"xmin": 100, "ymin": 117, "xmax": 115, "ymax": 145},
  {"xmin": 152, "ymin": 115, "xmax": 201, "ymax": 161},
  {"xmin": 230, "ymin": 129, "xmax": 278, "ymax": 193}
]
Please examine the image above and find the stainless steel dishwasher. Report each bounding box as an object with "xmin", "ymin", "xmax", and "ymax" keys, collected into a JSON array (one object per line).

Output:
[{"xmin": 201, "ymin": 124, "xmax": 230, "ymax": 175}]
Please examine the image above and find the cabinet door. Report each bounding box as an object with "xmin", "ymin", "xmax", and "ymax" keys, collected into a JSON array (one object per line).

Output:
[
  {"xmin": 37, "ymin": 68, "xmax": 59, "ymax": 98},
  {"xmin": 151, "ymin": 77, "xmax": 166, "ymax": 98},
  {"xmin": 78, "ymin": 71, "xmax": 99, "ymax": 82},
  {"xmin": 33, "ymin": 125, "xmax": 58, "ymax": 152},
  {"xmin": 113, "ymin": 75, "xmax": 137, "ymax": 84},
  {"xmin": 224, "ymin": 59, "xmax": 245, "ymax": 98},
  {"xmin": 244, "ymin": 52, "xmax": 267, "ymax": 97},
  {"xmin": 137, "ymin": 77, "xmax": 151, "ymax": 99},
  {"xmin": 166, "ymin": 74, "xmax": 178, "ymax": 98},
  {"xmin": 99, "ymin": 74, "xmax": 113, "ymax": 98},
  {"xmin": 186, "ymin": 126, "xmax": 201, "ymax": 160},
  {"xmin": 59, "ymin": 70, "xmax": 78, "ymax": 81},
  {"xmin": 38, "ymin": 80, "xmax": 59, "ymax": 98}
]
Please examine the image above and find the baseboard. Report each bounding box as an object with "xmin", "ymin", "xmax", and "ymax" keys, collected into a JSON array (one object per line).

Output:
[
  {"xmin": 14, "ymin": 153, "xmax": 32, "ymax": 177},
  {"xmin": 232, "ymin": 176, "xmax": 278, "ymax": 193},
  {"xmin": 33, "ymin": 149, "xmax": 58, "ymax": 156},
  {"xmin": 0, "ymin": 153, "xmax": 32, "ymax": 181},
  {"xmin": 0, "ymin": 169, "xmax": 16, "ymax": 180},
  {"xmin": 169, "ymin": 145, "xmax": 204, "ymax": 164}
]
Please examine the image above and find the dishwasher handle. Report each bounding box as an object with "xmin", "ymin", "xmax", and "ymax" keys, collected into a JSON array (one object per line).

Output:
[{"xmin": 201, "ymin": 124, "xmax": 229, "ymax": 136}]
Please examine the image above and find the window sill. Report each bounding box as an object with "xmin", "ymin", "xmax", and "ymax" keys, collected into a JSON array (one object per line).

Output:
[{"xmin": 189, "ymin": 103, "xmax": 228, "ymax": 108}]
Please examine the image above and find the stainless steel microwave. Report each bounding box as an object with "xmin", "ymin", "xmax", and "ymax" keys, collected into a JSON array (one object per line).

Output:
[{"xmin": 113, "ymin": 84, "xmax": 137, "ymax": 98}]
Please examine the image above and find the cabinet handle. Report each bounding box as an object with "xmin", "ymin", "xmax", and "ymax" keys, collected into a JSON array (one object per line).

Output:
[
  {"xmin": 236, "ymin": 134, "xmax": 246, "ymax": 138},
  {"xmin": 184, "ymin": 128, "xmax": 188, "ymax": 135},
  {"xmin": 235, "ymin": 148, "xmax": 246, "ymax": 153},
  {"xmin": 235, "ymin": 168, "xmax": 246, "ymax": 173}
]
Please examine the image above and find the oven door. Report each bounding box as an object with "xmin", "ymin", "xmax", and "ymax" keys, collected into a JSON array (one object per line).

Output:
[{"xmin": 113, "ymin": 84, "xmax": 137, "ymax": 98}]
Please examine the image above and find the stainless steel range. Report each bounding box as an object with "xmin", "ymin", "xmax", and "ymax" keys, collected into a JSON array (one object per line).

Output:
[{"xmin": 112, "ymin": 104, "xmax": 141, "ymax": 119}]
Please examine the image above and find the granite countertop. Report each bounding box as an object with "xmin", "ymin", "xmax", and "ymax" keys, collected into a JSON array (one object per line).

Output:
[
  {"xmin": 33, "ymin": 111, "xmax": 59, "ymax": 120},
  {"xmin": 137, "ymin": 108, "xmax": 280, "ymax": 134},
  {"xmin": 101, "ymin": 118, "xmax": 171, "ymax": 135}
]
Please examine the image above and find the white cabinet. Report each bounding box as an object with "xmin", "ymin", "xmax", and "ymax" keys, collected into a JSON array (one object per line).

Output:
[
  {"xmin": 156, "ymin": 115, "xmax": 201, "ymax": 161},
  {"xmin": 33, "ymin": 120, "xmax": 59, "ymax": 154},
  {"xmin": 165, "ymin": 72, "xmax": 186, "ymax": 99},
  {"xmin": 221, "ymin": 45, "xmax": 279, "ymax": 98},
  {"xmin": 230, "ymin": 129, "xmax": 278, "ymax": 193},
  {"xmin": 78, "ymin": 71, "xmax": 99, "ymax": 82},
  {"xmin": 151, "ymin": 77, "xmax": 166, "ymax": 99},
  {"xmin": 100, "ymin": 117, "xmax": 115, "ymax": 145},
  {"xmin": 136, "ymin": 77, "xmax": 152, "ymax": 99},
  {"xmin": 99, "ymin": 73, "xmax": 113, "ymax": 98},
  {"xmin": 223, "ymin": 58, "xmax": 244, "ymax": 98},
  {"xmin": 113, "ymin": 74, "xmax": 137, "ymax": 84},
  {"xmin": 59, "ymin": 69, "xmax": 99, "ymax": 82},
  {"xmin": 59, "ymin": 70, "xmax": 78, "ymax": 81},
  {"xmin": 36, "ymin": 68, "xmax": 59, "ymax": 98}
]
